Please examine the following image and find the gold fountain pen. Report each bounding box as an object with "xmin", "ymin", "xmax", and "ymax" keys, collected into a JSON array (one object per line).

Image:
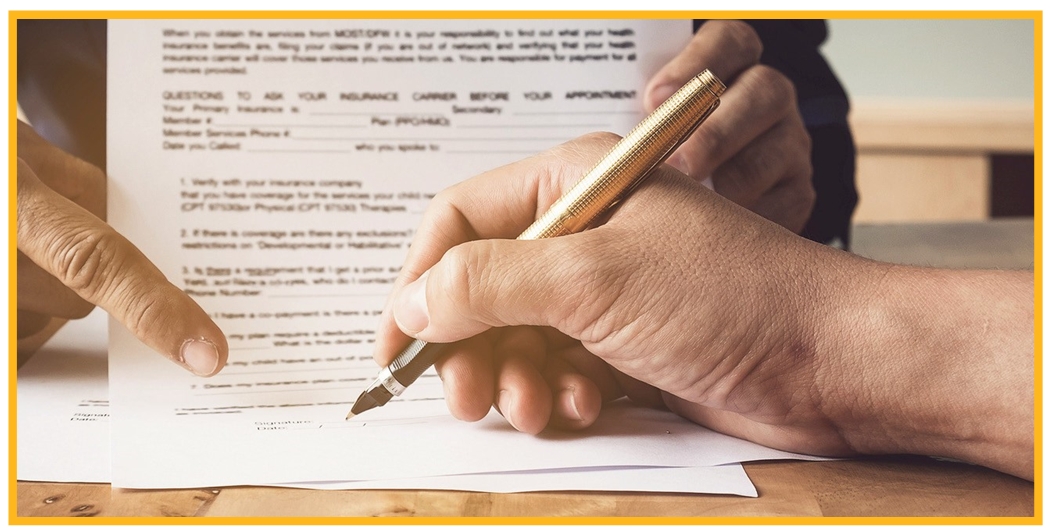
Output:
[{"xmin": 347, "ymin": 70, "xmax": 726, "ymax": 420}]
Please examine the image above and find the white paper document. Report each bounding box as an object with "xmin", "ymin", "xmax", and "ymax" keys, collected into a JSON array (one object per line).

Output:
[
  {"xmin": 105, "ymin": 18, "xmax": 821, "ymax": 490},
  {"xmin": 17, "ymin": 309, "xmax": 757, "ymax": 495},
  {"xmin": 15, "ymin": 310, "xmax": 760, "ymax": 496}
]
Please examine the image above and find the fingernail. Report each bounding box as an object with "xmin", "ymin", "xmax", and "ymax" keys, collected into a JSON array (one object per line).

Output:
[
  {"xmin": 180, "ymin": 339, "xmax": 219, "ymax": 376},
  {"xmin": 394, "ymin": 271, "xmax": 430, "ymax": 335},
  {"xmin": 561, "ymin": 387, "xmax": 583, "ymax": 421},
  {"xmin": 649, "ymin": 84, "xmax": 678, "ymax": 110},
  {"xmin": 497, "ymin": 389, "xmax": 519, "ymax": 431}
]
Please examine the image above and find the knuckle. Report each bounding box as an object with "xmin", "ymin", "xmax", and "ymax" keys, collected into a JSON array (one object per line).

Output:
[
  {"xmin": 698, "ymin": 119, "xmax": 731, "ymax": 162},
  {"xmin": 716, "ymin": 20, "xmax": 763, "ymax": 63},
  {"xmin": 785, "ymin": 123, "xmax": 814, "ymax": 176},
  {"xmin": 796, "ymin": 139, "xmax": 814, "ymax": 171},
  {"xmin": 549, "ymin": 132, "xmax": 623, "ymax": 173},
  {"xmin": 579, "ymin": 130, "xmax": 621, "ymax": 144},
  {"xmin": 733, "ymin": 152, "xmax": 769, "ymax": 194},
  {"xmin": 749, "ymin": 65, "xmax": 798, "ymax": 112},
  {"xmin": 798, "ymin": 162, "xmax": 816, "ymax": 201},
  {"xmin": 573, "ymin": 131, "xmax": 622, "ymax": 153},
  {"xmin": 49, "ymin": 228, "xmax": 122, "ymax": 299},
  {"xmin": 778, "ymin": 116, "xmax": 812, "ymax": 168},
  {"xmin": 428, "ymin": 186, "xmax": 457, "ymax": 213},
  {"xmin": 797, "ymin": 126, "xmax": 813, "ymax": 154},
  {"xmin": 441, "ymin": 242, "xmax": 496, "ymax": 322},
  {"xmin": 758, "ymin": 65, "xmax": 796, "ymax": 96},
  {"xmin": 120, "ymin": 290, "xmax": 164, "ymax": 339},
  {"xmin": 803, "ymin": 183, "xmax": 817, "ymax": 212}
]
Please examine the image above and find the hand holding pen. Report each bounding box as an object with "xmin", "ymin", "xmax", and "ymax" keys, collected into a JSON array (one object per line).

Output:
[
  {"xmin": 352, "ymin": 71, "xmax": 725, "ymax": 420},
  {"xmin": 358, "ymin": 20, "xmax": 1034, "ymax": 483},
  {"xmin": 359, "ymin": 21, "xmax": 821, "ymax": 430}
]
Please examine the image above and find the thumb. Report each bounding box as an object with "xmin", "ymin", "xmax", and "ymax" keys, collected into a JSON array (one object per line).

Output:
[{"xmin": 392, "ymin": 234, "xmax": 604, "ymax": 344}]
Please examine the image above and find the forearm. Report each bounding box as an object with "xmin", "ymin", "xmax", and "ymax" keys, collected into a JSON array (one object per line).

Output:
[{"xmin": 820, "ymin": 262, "xmax": 1034, "ymax": 479}]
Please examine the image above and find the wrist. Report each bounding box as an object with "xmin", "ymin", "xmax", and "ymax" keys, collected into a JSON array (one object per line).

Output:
[{"xmin": 816, "ymin": 263, "xmax": 1034, "ymax": 478}]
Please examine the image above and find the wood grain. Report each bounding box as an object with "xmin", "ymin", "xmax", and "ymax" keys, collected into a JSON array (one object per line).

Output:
[
  {"xmin": 16, "ymin": 483, "xmax": 218, "ymax": 517},
  {"xmin": 747, "ymin": 458, "xmax": 1034, "ymax": 517},
  {"xmin": 17, "ymin": 456, "xmax": 1033, "ymax": 518}
]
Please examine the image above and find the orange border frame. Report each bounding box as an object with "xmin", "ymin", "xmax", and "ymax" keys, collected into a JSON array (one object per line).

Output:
[{"xmin": 7, "ymin": 9, "xmax": 1044, "ymax": 525}]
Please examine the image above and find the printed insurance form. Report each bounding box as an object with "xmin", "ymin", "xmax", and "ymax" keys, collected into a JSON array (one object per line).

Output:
[{"xmin": 106, "ymin": 19, "xmax": 818, "ymax": 489}]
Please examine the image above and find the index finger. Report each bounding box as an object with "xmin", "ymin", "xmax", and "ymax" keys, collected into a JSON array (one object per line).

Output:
[{"xmin": 16, "ymin": 158, "xmax": 228, "ymax": 376}]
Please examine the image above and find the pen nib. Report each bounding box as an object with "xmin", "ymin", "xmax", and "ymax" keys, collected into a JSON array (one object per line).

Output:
[{"xmin": 346, "ymin": 389, "xmax": 381, "ymax": 420}]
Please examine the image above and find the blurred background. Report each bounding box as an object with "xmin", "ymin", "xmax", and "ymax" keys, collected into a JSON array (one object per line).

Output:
[{"xmin": 822, "ymin": 18, "xmax": 1036, "ymax": 223}]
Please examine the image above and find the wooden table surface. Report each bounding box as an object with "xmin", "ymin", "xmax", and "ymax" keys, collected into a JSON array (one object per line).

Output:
[{"xmin": 15, "ymin": 219, "xmax": 1038, "ymax": 519}]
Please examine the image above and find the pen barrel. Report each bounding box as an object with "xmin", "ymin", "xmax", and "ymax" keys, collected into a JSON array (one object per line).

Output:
[
  {"xmin": 388, "ymin": 338, "xmax": 449, "ymax": 388},
  {"xmin": 517, "ymin": 70, "xmax": 725, "ymax": 241}
]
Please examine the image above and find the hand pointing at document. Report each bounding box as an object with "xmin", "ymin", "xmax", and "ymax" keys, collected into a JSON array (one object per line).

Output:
[{"xmin": 16, "ymin": 120, "xmax": 228, "ymax": 376}]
